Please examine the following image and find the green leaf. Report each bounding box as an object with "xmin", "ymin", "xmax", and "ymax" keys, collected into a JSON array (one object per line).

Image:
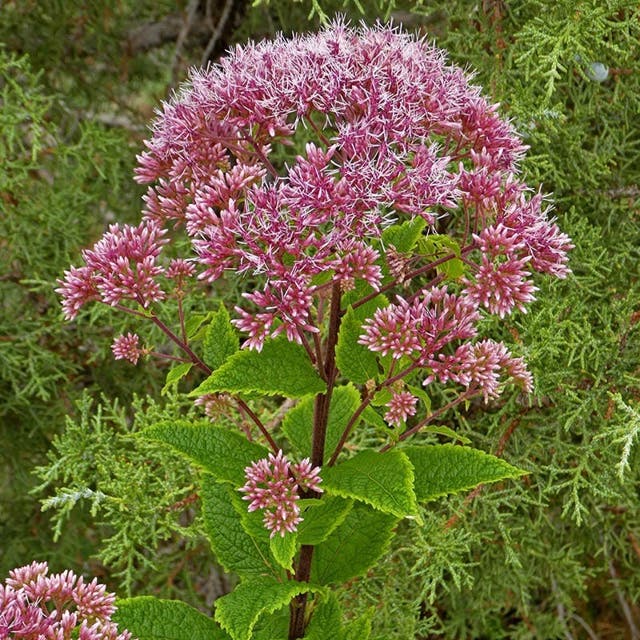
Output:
[
  {"xmin": 297, "ymin": 496, "xmax": 353, "ymax": 545},
  {"xmin": 214, "ymin": 577, "xmax": 323, "ymax": 640},
  {"xmin": 191, "ymin": 337, "xmax": 326, "ymax": 398},
  {"xmin": 161, "ymin": 362, "xmax": 193, "ymax": 396},
  {"xmin": 371, "ymin": 387, "xmax": 392, "ymax": 407},
  {"xmin": 185, "ymin": 312, "xmax": 211, "ymax": 341},
  {"xmin": 204, "ymin": 304, "xmax": 239, "ymax": 371},
  {"xmin": 335, "ymin": 306, "xmax": 379, "ymax": 384},
  {"xmin": 381, "ymin": 216, "xmax": 427, "ymax": 253},
  {"xmin": 361, "ymin": 405, "xmax": 387, "ymax": 430},
  {"xmin": 343, "ymin": 609, "xmax": 374, "ymax": 640},
  {"xmin": 342, "ymin": 282, "xmax": 389, "ymax": 321},
  {"xmin": 403, "ymin": 444, "xmax": 528, "ymax": 502},
  {"xmin": 269, "ymin": 532, "xmax": 298, "ymax": 573},
  {"xmin": 282, "ymin": 384, "xmax": 360, "ymax": 463},
  {"xmin": 304, "ymin": 592, "xmax": 343, "ymax": 640},
  {"xmin": 201, "ymin": 476, "xmax": 283, "ymax": 579},
  {"xmin": 322, "ymin": 450, "xmax": 419, "ymax": 520},
  {"xmin": 113, "ymin": 596, "xmax": 230, "ymax": 640},
  {"xmin": 144, "ymin": 420, "xmax": 269, "ymax": 485},
  {"xmin": 407, "ymin": 384, "xmax": 431, "ymax": 415},
  {"xmin": 421, "ymin": 425, "xmax": 471, "ymax": 444},
  {"xmin": 251, "ymin": 606, "xmax": 290, "ymax": 640},
  {"xmin": 419, "ymin": 234, "xmax": 465, "ymax": 280},
  {"xmin": 311, "ymin": 502, "xmax": 398, "ymax": 585}
]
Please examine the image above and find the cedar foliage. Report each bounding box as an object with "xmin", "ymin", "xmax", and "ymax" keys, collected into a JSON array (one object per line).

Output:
[{"xmin": 2, "ymin": 1, "xmax": 639, "ymax": 638}]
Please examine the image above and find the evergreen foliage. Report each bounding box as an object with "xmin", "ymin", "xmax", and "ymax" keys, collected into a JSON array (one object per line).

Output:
[{"xmin": 2, "ymin": 1, "xmax": 640, "ymax": 638}]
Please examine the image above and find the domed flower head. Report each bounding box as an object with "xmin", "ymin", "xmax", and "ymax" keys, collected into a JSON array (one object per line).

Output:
[{"xmin": 133, "ymin": 20, "xmax": 570, "ymax": 354}]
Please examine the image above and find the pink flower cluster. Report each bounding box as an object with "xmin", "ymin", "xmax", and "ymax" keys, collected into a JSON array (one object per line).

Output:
[
  {"xmin": 57, "ymin": 222, "xmax": 168, "ymax": 320},
  {"xmin": 384, "ymin": 391, "xmax": 419, "ymax": 427},
  {"xmin": 239, "ymin": 451, "xmax": 322, "ymax": 537},
  {"xmin": 125, "ymin": 20, "xmax": 570, "ymax": 350},
  {"xmin": 57, "ymin": 21, "xmax": 571, "ymax": 404},
  {"xmin": 0, "ymin": 561, "xmax": 134, "ymax": 640}
]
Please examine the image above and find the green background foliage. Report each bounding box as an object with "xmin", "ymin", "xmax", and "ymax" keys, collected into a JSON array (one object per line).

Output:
[{"xmin": 2, "ymin": 0, "xmax": 640, "ymax": 638}]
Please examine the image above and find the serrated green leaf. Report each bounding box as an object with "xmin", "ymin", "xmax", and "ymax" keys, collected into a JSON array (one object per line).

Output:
[
  {"xmin": 251, "ymin": 606, "xmax": 290, "ymax": 640},
  {"xmin": 304, "ymin": 592, "xmax": 343, "ymax": 640},
  {"xmin": 406, "ymin": 384, "xmax": 431, "ymax": 414},
  {"xmin": 269, "ymin": 532, "xmax": 298, "ymax": 572},
  {"xmin": 343, "ymin": 608, "xmax": 374, "ymax": 640},
  {"xmin": 403, "ymin": 444, "xmax": 528, "ymax": 502},
  {"xmin": 297, "ymin": 496, "xmax": 353, "ymax": 545},
  {"xmin": 201, "ymin": 476, "xmax": 283, "ymax": 579},
  {"xmin": 311, "ymin": 502, "xmax": 398, "ymax": 584},
  {"xmin": 214, "ymin": 577, "xmax": 323, "ymax": 640},
  {"xmin": 335, "ymin": 306, "xmax": 380, "ymax": 384},
  {"xmin": 191, "ymin": 337, "xmax": 326, "ymax": 398},
  {"xmin": 342, "ymin": 281, "xmax": 388, "ymax": 321},
  {"xmin": 419, "ymin": 234, "xmax": 465, "ymax": 280},
  {"xmin": 361, "ymin": 405, "xmax": 387, "ymax": 430},
  {"xmin": 381, "ymin": 216, "xmax": 427, "ymax": 253},
  {"xmin": 144, "ymin": 420, "xmax": 268, "ymax": 485},
  {"xmin": 282, "ymin": 384, "xmax": 360, "ymax": 463},
  {"xmin": 371, "ymin": 387, "xmax": 392, "ymax": 407},
  {"xmin": 161, "ymin": 362, "xmax": 193, "ymax": 396},
  {"xmin": 421, "ymin": 425, "xmax": 471, "ymax": 444},
  {"xmin": 322, "ymin": 450, "xmax": 419, "ymax": 519},
  {"xmin": 113, "ymin": 596, "xmax": 230, "ymax": 640},
  {"xmin": 204, "ymin": 305, "xmax": 239, "ymax": 371},
  {"xmin": 185, "ymin": 313, "xmax": 211, "ymax": 340}
]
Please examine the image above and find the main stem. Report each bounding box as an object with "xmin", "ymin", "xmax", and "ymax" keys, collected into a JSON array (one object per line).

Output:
[{"xmin": 288, "ymin": 283, "xmax": 342, "ymax": 640}]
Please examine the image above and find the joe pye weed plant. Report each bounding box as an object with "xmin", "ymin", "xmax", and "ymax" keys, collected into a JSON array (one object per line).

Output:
[{"xmin": 51, "ymin": 21, "xmax": 571, "ymax": 640}]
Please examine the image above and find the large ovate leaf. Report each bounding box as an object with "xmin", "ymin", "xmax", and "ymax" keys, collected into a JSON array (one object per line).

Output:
[
  {"xmin": 297, "ymin": 496, "xmax": 353, "ymax": 545},
  {"xmin": 282, "ymin": 384, "xmax": 360, "ymax": 463},
  {"xmin": 403, "ymin": 444, "xmax": 528, "ymax": 502},
  {"xmin": 321, "ymin": 450, "xmax": 419, "ymax": 520},
  {"xmin": 214, "ymin": 577, "xmax": 323, "ymax": 640},
  {"xmin": 335, "ymin": 306, "xmax": 380, "ymax": 384},
  {"xmin": 204, "ymin": 304, "xmax": 239, "ymax": 371},
  {"xmin": 113, "ymin": 596, "xmax": 230, "ymax": 640},
  {"xmin": 304, "ymin": 592, "xmax": 343, "ymax": 640},
  {"xmin": 250, "ymin": 606, "xmax": 290, "ymax": 639},
  {"xmin": 191, "ymin": 336, "xmax": 326, "ymax": 398},
  {"xmin": 201, "ymin": 475, "xmax": 283, "ymax": 579},
  {"xmin": 311, "ymin": 502, "xmax": 398, "ymax": 585},
  {"xmin": 144, "ymin": 420, "xmax": 268, "ymax": 485}
]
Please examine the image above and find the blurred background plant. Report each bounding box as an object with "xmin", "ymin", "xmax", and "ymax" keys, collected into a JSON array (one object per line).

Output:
[{"xmin": 1, "ymin": 0, "xmax": 639, "ymax": 638}]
